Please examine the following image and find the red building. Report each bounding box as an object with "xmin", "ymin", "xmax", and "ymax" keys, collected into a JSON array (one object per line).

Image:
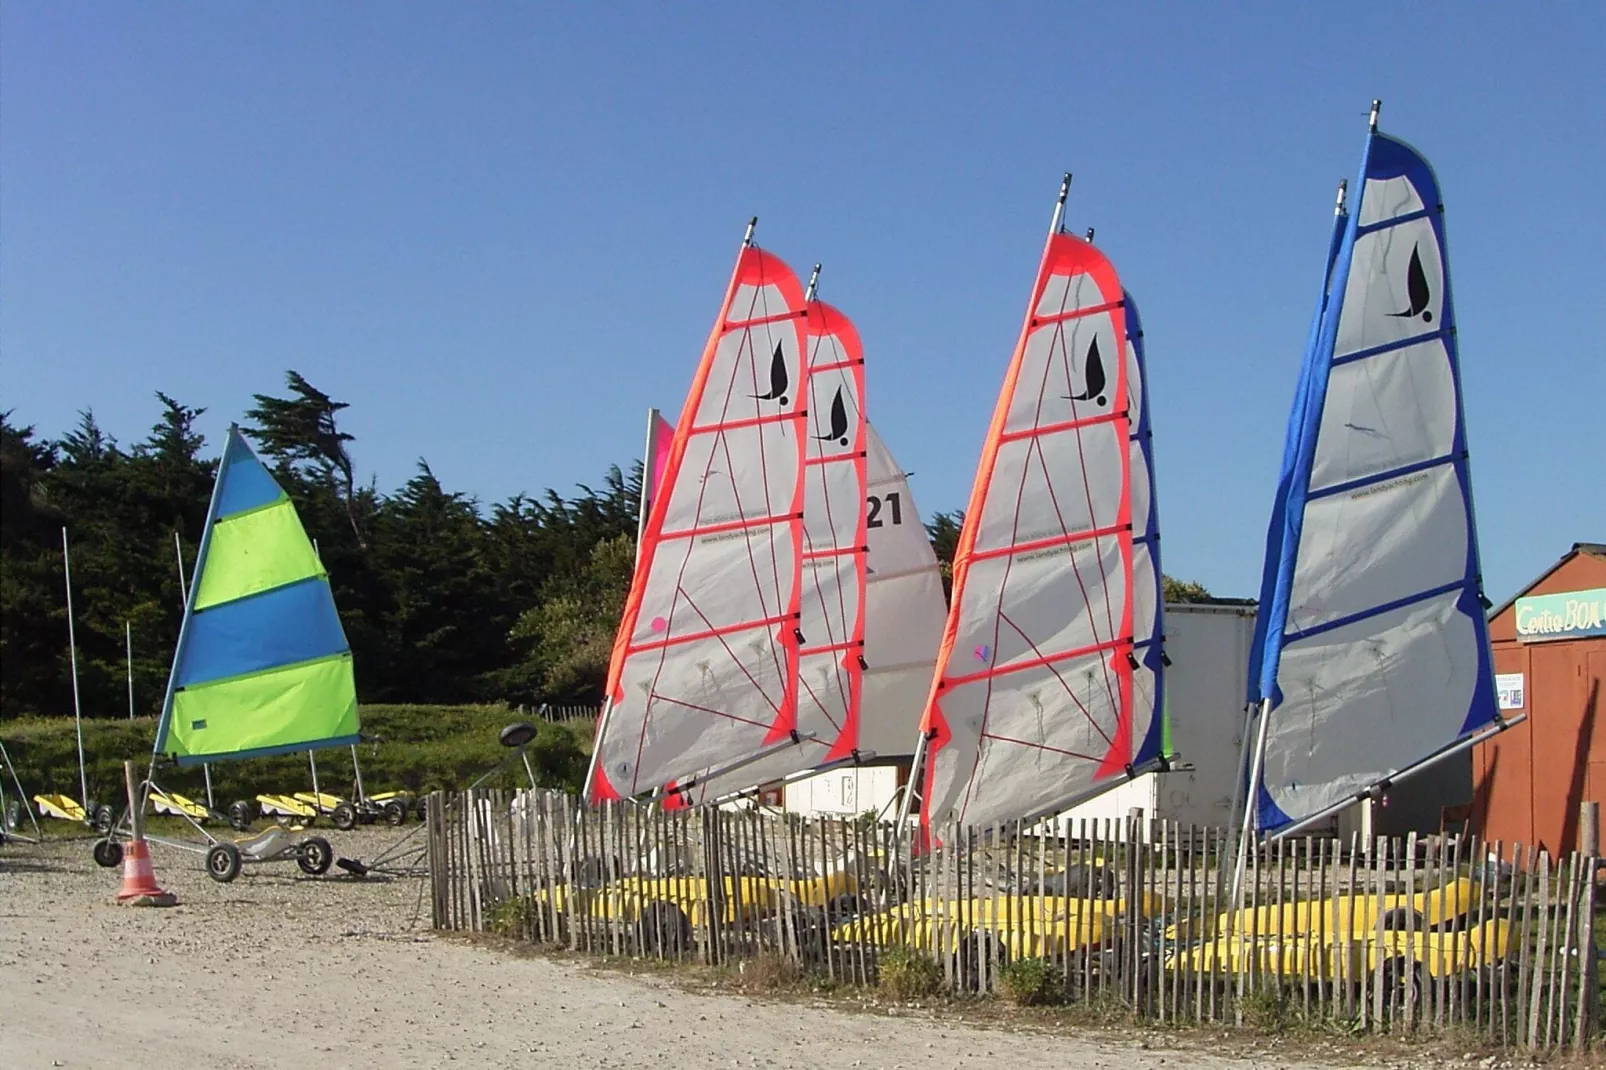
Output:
[{"xmin": 1472, "ymin": 543, "xmax": 1606, "ymax": 855}]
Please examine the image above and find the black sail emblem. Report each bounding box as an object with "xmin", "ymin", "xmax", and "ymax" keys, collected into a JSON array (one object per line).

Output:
[
  {"xmin": 814, "ymin": 386, "xmax": 850, "ymax": 447},
  {"xmin": 750, "ymin": 341, "xmax": 789, "ymax": 405},
  {"xmin": 1064, "ymin": 336, "xmax": 1108, "ymax": 407},
  {"xmin": 1389, "ymin": 244, "xmax": 1433, "ymax": 323}
]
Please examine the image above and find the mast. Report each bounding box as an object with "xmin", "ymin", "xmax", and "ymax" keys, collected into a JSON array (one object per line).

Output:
[
  {"xmin": 62, "ymin": 528, "xmax": 89, "ymax": 811},
  {"xmin": 126, "ymin": 621, "xmax": 135, "ymax": 720}
]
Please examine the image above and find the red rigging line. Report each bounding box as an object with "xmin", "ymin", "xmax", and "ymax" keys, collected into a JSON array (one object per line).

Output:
[
  {"xmin": 586, "ymin": 242, "xmax": 810, "ymax": 803},
  {"xmin": 914, "ymin": 228, "xmax": 1137, "ymax": 843}
]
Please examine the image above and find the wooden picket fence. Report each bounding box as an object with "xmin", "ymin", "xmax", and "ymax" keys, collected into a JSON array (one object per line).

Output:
[{"xmin": 426, "ymin": 789, "xmax": 1601, "ymax": 1051}]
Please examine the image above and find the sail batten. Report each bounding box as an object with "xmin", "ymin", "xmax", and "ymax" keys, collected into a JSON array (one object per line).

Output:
[
  {"xmin": 914, "ymin": 208, "xmax": 1159, "ymax": 838},
  {"xmin": 1244, "ymin": 118, "xmax": 1498, "ymax": 835}
]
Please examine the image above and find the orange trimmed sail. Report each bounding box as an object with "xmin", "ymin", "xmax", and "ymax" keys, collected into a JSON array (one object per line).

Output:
[
  {"xmin": 656, "ymin": 296, "xmax": 870, "ymax": 806},
  {"xmin": 916, "ymin": 213, "xmax": 1137, "ymax": 836},
  {"xmin": 586, "ymin": 240, "xmax": 810, "ymax": 802}
]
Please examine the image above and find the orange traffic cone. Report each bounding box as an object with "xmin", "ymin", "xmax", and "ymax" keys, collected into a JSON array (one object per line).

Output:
[{"xmin": 116, "ymin": 838, "xmax": 177, "ymax": 906}]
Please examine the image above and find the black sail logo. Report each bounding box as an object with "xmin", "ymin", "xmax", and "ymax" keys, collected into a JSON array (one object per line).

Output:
[
  {"xmin": 1389, "ymin": 244, "xmax": 1433, "ymax": 323},
  {"xmin": 1064, "ymin": 336, "xmax": 1108, "ymax": 407},
  {"xmin": 814, "ymin": 386, "xmax": 850, "ymax": 447},
  {"xmin": 750, "ymin": 341, "xmax": 789, "ymax": 405}
]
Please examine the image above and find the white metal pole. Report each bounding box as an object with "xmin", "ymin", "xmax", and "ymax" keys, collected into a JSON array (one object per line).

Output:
[
  {"xmin": 62, "ymin": 528, "xmax": 90, "ymax": 810},
  {"xmin": 351, "ymin": 744, "xmax": 366, "ymax": 804},
  {"xmin": 202, "ymin": 763, "xmax": 215, "ymax": 810},
  {"xmin": 309, "ymin": 751, "xmax": 321, "ymax": 801},
  {"xmin": 173, "ymin": 531, "xmax": 189, "ymax": 603},
  {"xmin": 1229, "ymin": 697, "xmax": 1274, "ymax": 914},
  {"xmin": 125, "ymin": 620, "xmax": 135, "ymax": 720}
]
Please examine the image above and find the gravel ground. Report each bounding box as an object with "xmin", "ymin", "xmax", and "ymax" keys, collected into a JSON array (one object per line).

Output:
[{"xmin": 0, "ymin": 830, "xmax": 1433, "ymax": 1069}]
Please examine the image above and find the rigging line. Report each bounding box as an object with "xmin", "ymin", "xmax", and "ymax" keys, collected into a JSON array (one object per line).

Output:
[
  {"xmin": 979, "ymin": 731, "xmax": 1102, "ymax": 763},
  {"xmin": 1034, "ymin": 431, "xmax": 1122, "ymax": 714},
  {"xmin": 716, "ymin": 403, "xmax": 790, "ymax": 691},
  {"xmin": 996, "ymin": 608, "xmax": 1114, "ymax": 748},
  {"xmin": 647, "ymin": 693, "xmax": 773, "ymax": 732},
  {"xmin": 807, "ymin": 378, "xmax": 859, "ymax": 716}
]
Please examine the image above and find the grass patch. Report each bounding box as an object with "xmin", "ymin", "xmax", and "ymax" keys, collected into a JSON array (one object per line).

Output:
[
  {"xmin": 1, "ymin": 704, "xmax": 593, "ymax": 809},
  {"xmin": 877, "ymin": 946, "xmax": 943, "ymax": 1000},
  {"xmin": 997, "ymin": 957, "xmax": 1064, "ymax": 1007}
]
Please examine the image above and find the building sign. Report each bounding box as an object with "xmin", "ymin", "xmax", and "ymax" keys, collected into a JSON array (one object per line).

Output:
[
  {"xmin": 1515, "ymin": 588, "xmax": 1606, "ymax": 642},
  {"xmin": 1495, "ymin": 672, "xmax": 1525, "ymax": 710}
]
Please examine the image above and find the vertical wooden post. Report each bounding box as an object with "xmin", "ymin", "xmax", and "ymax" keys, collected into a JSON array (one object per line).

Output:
[
  {"xmin": 123, "ymin": 760, "xmax": 144, "ymax": 843},
  {"xmin": 1580, "ymin": 802, "xmax": 1599, "ymax": 859}
]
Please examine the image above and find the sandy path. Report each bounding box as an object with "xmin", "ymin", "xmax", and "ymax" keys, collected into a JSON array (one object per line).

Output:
[{"xmin": 1, "ymin": 834, "xmax": 1379, "ymax": 1070}]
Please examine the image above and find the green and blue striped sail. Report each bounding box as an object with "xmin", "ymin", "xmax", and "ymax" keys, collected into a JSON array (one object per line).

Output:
[{"xmin": 154, "ymin": 427, "xmax": 358, "ymax": 765}]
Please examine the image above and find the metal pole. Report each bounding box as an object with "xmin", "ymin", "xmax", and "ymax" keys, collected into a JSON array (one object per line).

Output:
[
  {"xmin": 173, "ymin": 531, "xmax": 188, "ymax": 604},
  {"xmin": 202, "ymin": 764, "xmax": 215, "ymax": 810},
  {"xmin": 742, "ymin": 216, "xmax": 757, "ymax": 247},
  {"xmin": 1334, "ymin": 178, "xmax": 1349, "ymax": 217},
  {"xmin": 62, "ymin": 528, "xmax": 89, "ymax": 810},
  {"xmin": 125, "ymin": 621, "xmax": 135, "ymax": 720},
  {"xmin": 309, "ymin": 751, "xmax": 321, "ymax": 801},
  {"xmin": 1368, "ymin": 98, "xmax": 1382, "ymax": 133},
  {"xmin": 804, "ymin": 263, "xmax": 822, "ymax": 303},
  {"xmin": 351, "ymin": 745, "xmax": 366, "ymax": 804},
  {"xmin": 641, "ymin": 732, "xmax": 819, "ymax": 805},
  {"xmin": 1229, "ymin": 697, "xmax": 1274, "ymax": 913},
  {"xmin": 1048, "ymin": 172, "xmax": 1072, "ymax": 236}
]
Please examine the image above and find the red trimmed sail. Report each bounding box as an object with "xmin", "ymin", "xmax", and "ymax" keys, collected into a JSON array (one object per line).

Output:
[
  {"xmin": 655, "ymin": 298, "xmax": 870, "ymax": 806},
  {"xmin": 586, "ymin": 243, "xmax": 809, "ymax": 802},
  {"xmin": 916, "ymin": 230, "xmax": 1136, "ymax": 836}
]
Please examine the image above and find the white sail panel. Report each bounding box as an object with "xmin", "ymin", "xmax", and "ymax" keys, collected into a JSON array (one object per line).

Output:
[
  {"xmin": 658, "ymin": 300, "xmax": 869, "ymax": 806},
  {"xmin": 918, "ymin": 232, "xmax": 1137, "ymax": 834},
  {"xmin": 587, "ymin": 244, "xmax": 809, "ymax": 802},
  {"xmin": 858, "ymin": 423, "xmax": 949, "ymax": 757},
  {"xmin": 1250, "ymin": 128, "xmax": 1498, "ymax": 833}
]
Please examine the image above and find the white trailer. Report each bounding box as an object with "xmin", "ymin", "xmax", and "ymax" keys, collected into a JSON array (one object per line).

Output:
[{"xmin": 1052, "ymin": 601, "xmax": 1257, "ymax": 838}]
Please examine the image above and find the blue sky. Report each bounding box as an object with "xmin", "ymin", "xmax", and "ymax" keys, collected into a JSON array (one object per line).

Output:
[{"xmin": 3, "ymin": 3, "xmax": 1601, "ymax": 603}]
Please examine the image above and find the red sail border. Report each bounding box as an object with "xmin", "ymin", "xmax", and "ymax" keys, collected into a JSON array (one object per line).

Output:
[
  {"xmin": 588, "ymin": 245, "xmax": 809, "ymax": 803},
  {"xmin": 800, "ymin": 302, "xmax": 869, "ymax": 764},
  {"xmin": 916, "ymin": 232, "xmax": 1135, "ymax": 842}
]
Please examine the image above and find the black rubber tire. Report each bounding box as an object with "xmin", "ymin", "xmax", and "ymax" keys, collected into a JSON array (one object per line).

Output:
[
  {"xmin": 298, "ymin": 836, "xmax": 333, "ymax": 876},
  {"xmin": 1380, "ymin": 957, "xmax": 1424, "ymax": 1013},
  {"xmin": 93, "ymin": 838, "xmax": 124, "ymax": 869},
  {"xmin": 91, "ymin": 804, "xmax": 116, "ymax": 835},
  {"xmin": 415, "ymin": 796, "xmax": 429, "ymax": 822},
  {"xmin": 383, "ymin": 800, "xmax": 406, "ymax": 827},
  {"xmin": 331, "ymin": 802, "xmax": 358, "ymax": 831},
  {"xmin": 3, "ymin": 799, "xmax": 19, "ymax": 831},
  {"xmin": 207, "ymin": 842, "xmax": 242, "ymax": 883},
  {"xmin": 228, "ymin": 800, "xmax": 255, "ymax": 832},
  {"xmin": 638, "ymin": 900, "xmax": 693, "ymax": 957}
]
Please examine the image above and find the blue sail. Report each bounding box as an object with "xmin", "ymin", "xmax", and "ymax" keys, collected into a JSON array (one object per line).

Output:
[
  {"xmin": 1246, "ymin": 122, "xmax": 1499, "ymax": 834},
  {"xmin": 1125, "ymin": 294, "xmax": 1168, "ymax": 768}
]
